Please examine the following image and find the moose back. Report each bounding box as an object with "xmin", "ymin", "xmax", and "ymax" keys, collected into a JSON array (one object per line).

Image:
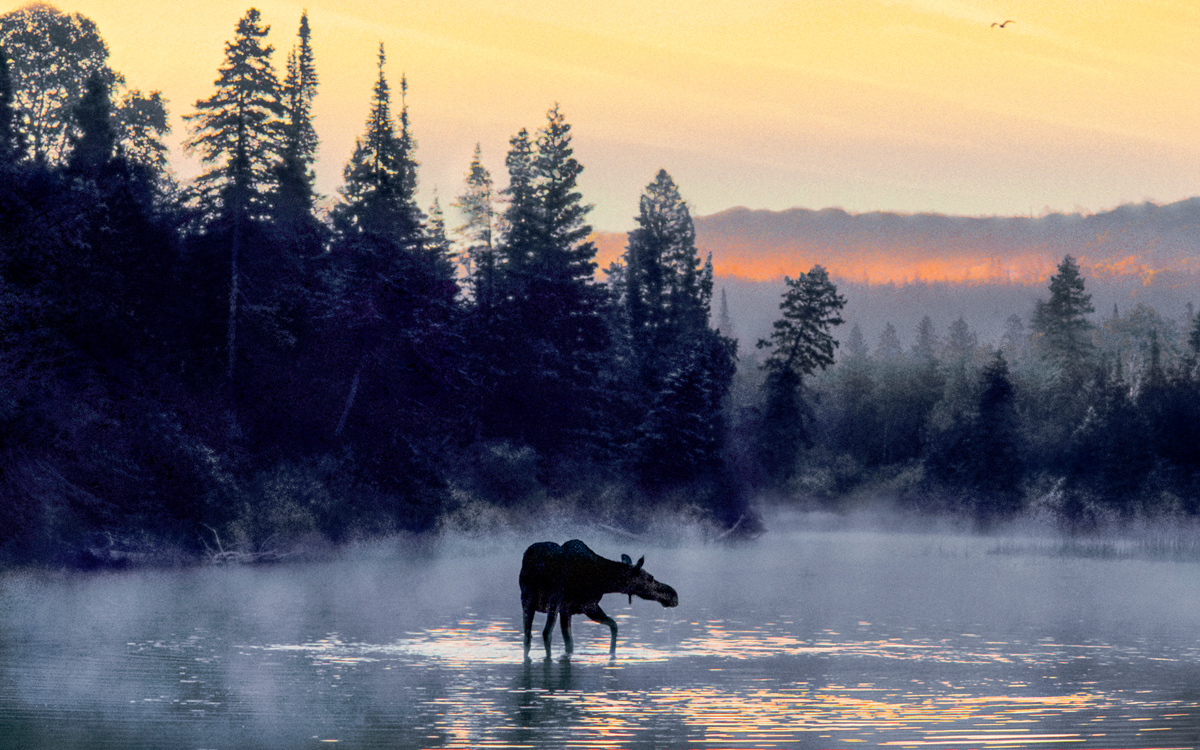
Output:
[{"xmin": 519, "ymin": 539, "xmax": 678, "ymax": 657}]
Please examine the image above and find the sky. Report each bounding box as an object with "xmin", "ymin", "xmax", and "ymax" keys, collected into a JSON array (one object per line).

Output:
[{"xmin": 7, "ymin": 0, "xmax": 1200, "ymax": 233}]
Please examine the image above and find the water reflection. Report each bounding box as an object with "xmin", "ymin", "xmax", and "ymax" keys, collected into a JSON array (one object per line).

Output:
[{"xmin": 4, "ymin": 532, "xmax": 1200, "ymax": 749}]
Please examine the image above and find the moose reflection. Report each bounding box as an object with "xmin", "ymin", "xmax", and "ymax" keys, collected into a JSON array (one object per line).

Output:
[{"xmin": 520, "ymin": 539, "xmax": 679, "ymax": 658}]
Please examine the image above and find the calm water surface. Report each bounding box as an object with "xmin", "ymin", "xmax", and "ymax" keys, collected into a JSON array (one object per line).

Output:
[{"xmin": 3, "ymin": 526, "xmax": 1200, "ymax": 749}]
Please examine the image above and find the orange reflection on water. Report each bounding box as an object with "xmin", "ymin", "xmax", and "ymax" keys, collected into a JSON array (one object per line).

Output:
[{"xmin": 262, "ymin": 621, "xmax": 1197, "ymax": 750}]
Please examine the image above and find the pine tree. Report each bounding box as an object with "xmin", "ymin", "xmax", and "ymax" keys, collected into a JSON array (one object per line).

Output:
[
  {"xmin": 322, "ymin": 54, "xmax": 458, "ymax": 459},
  {"xmin": 184, "ymin": 8, "xmax": 285, "ymax": 381},
  {"xmin": 912, "ymin": 316, "xmax": 938, "ymax": 360},
  {"xmin": 875, "ymin": 322, "xmax": 901, "ymax": 360},
  {"xmin": 1032, "ymin": 254, "xmax": 1095, "ymax": 378},
  {"xmin": 945, "ymin": 317, "xmax": 977, "ymax": 363},
  {"xmin": 453, "ymin": 143, "xmax": 495, "ymax": 302},
  {"xmin": 715, "ymin": 288, "xmax": 737, "ymax": 342},
  {"xmin": 845, "ymin": 322, "xmax": 868, "ymax": 360},
  {"xmin": 67, "ymin": 72, "xmax": 116, "ymax": 175},
  {"xmin": 756, "ymin": 265, "xmax": 845, "ymax": 483},
  {"xmin": 333, "ymin": 45, "xmax": 421, "ymax": 248},
  {"xmin": 624, "ymin": 169, "xmax": 712, "ymax": 371},
  {"xmin": 272, "ymin": 10, "xmax": 320, "ymax": 250},
  {"xmin": 425, "ymin": 193, "xmax": 451, "ymax": 263},
  {"xmin": 499, "ymin": 128, "xmax": 539, "ymax": 274},
  {"xmin": 534, "ymin": 105, "xmax": 596, "ymax": 286},
  {"xmin": 619, "ymin": 171, "xmax": 733, "ymax": 487},
  {"xmin": 184, "ymin": 8, "xmax": 283, "ymax": 225},
  {"xmin": 480, "ymin": 107, "xmax": 607, "ymax": 454}
]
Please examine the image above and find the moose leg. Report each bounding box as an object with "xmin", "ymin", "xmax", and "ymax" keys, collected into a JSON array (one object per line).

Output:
[
  {"xmin": 583, "ymin": 604, "xmax": 619, "ymax": 655},
  {"xmin": 542, "ymin": 605, "xmax": 558, "ymax": 658},
  {"xmin": 522, "ymin": 602, "xmax": 536, "ymax": 656},
  {"xmin": 560, "ymin": 613, "xmax": 574, "ymax": 654}
]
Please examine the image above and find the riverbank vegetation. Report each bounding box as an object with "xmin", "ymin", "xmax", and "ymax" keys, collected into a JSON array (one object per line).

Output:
[{"xmin": 3, "ymin": 6, "xmax": 1200, "ymax": 568}]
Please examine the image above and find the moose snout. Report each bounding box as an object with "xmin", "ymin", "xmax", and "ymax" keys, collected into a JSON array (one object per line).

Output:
[{"xmin": 660, "ymin": 585, "xmax": 679, "ymax": 608}]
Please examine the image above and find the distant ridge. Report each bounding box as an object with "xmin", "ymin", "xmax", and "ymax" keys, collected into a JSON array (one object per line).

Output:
[{"xmin": 595, "ymin": 198, "xmax": 1200, "ymax": 287}]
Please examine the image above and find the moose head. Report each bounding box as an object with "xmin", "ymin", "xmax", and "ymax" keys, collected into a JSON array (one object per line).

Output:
[{"xmin": 620, "ymin": 553, "xmax": 679, "ymax": 607}]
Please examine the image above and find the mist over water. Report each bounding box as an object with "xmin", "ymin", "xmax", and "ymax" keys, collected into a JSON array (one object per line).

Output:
[{"xmin": 3, "ymin": 515, "xmax": 1200, "ymax": 749}]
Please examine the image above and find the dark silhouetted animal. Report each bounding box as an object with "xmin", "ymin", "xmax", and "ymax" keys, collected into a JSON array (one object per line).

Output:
[
  {"xmin": 520, "ymin": 539, "xmax": 679, "ymax": 657},
  {"xmin": 991, "ymin": 19, "xmax": 1014, "ymax": 28}
]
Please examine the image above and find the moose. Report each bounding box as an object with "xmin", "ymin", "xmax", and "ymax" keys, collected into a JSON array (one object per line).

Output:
[{"xmin": 520, "ymin": 539, "xmax": 679, "ymax": 657}]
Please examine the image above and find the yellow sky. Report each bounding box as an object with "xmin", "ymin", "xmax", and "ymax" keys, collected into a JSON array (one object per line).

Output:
[{"xmin": 9, "ymin": 0, "xmax": 1200, "ymax": 230}]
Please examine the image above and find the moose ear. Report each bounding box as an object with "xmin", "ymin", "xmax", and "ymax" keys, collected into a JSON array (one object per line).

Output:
[
  {"xmin": 621, "ymin": 554, "xmax": 632, "ymax": 565},
  {"xmin": 634, "ymin": 556, "xmax": 644, "ymax": 570}
]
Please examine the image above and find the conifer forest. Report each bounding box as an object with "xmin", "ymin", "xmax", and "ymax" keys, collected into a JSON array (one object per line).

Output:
[{"xmin": 4, "ymin": 6, "xmax": 1200, "ymax": 568}]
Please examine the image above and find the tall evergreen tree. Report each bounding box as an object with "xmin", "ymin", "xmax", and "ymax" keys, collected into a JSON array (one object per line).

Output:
[
  {"xmin": 495, "ymin": 127, "xmax": 540, "ymax": 296},
  {"xmin": 184, "ymin": 8, "xmax": 284, "ymax": 226},
  {"xmin": 322, "ymin": 53, "xmax": 458, "ymax": 471},
  {"xmin": 618, "ymin": 171, "xmax": 733, "ymax": 487},
  {"xmin": 912, "ymin": 315, "xmax": 938, "ymax": 360},
  {"xmin": 272, "ymin": 10, "xmax": 320, "ymax": 250},
  {"xmin": 1032, "ymin": 254, "xmax": 1095, "ymax": 378},
  {"xmin": 453, "ymin": 143, "xmax": 495, "ymax": 303},
  {"xmin": 875, "ymin": 322, "xmax": 901, "ymax": 360},
  {"xmin": 945, "ymin": 317, "xmax": 977, "ymax": 364},
  {"xmin": 184, "ymin": 8, "xmax": 285, "ymax": 381},
  {"xmin": 715, "ymin": 288, "xmax": 737, "ymax": 342},
  {"xmin": 332, "ymin": 45, "xmax": 421, "ymax": 247},
  {"xmin": 67, "ymin": 72, "xmax": 117, "ymax": 175},
  {"xmin": 480, "ymin": 107, "xmax": 608, "ymax": 455},
  {"xmin": 624, "ymin": 169, "xmax": 713, "ymax": 375},
  {"xmin": 755, "ymin": 265, "xmax": 845, "ymax": 483}
]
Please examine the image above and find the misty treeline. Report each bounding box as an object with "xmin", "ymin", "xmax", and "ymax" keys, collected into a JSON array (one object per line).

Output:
[
  {"xmin": 759, "ymin": 253, "xmax": 1200, "ymax": 526},
  {"xmin": 2, "ymin": 7, "xmax": 1198, "ymax": 569}
]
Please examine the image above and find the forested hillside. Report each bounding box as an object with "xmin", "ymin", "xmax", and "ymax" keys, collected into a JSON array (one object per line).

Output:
[{"xmin": 4, "ymin": 6, "xmax": 1200, "ymax": 568}]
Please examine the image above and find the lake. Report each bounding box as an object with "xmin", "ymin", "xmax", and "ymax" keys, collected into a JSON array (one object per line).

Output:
[{"xmin": 3, "ymin": 517, "xmax": 1200, "ymax": 749}]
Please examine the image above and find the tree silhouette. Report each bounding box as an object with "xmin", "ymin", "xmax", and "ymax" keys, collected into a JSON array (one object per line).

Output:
[
  {"xmin": 481, "ymin": 106, "xmax": 608, "ymax": 454},
  {"xmin": 67, "ymin": 72, "xmax": 117, "ymax": 175},
  {"xmin": 272, "ymin": 10, "xmax": 321, "ymax": 253},
  {"xmin": 0, "ymin": 44, "xmax": 24, "ymax": 167},
  {"xmin": 185, "ymin": 8, "xmax": 285, "ymax": 381},
  {"xmin": 453, "ymin": 143, "xmax": 495, "ymax": 303},
  {"xmin": 333, "ymin": 46, "xmax": 421, "ymax": 248},
  {"xmin": 0, "ymin": 5, "xmax": 166, "ymax": 167},
  {"xmin": 1032, "ymin": 254, "xmax": 1095, "ymax": 379},
  {"xmin": 756, "ymin": 265, "xmax": 845, "ymax": 483}
]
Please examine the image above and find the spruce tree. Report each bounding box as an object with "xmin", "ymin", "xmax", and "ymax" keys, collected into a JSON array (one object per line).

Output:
[
  {"xmin": 323, "ymin": 51, "xmax": 458, "ymax": 464},
  {"xmin": 912, "ymin": 316, "xmax": 938, "ymax": 360},
  {"xmin": 499, "ymin": 128, "xmax": 539, "ymax": 275},
  {"xmin": 453, "ymin": 143, "xmax": 495, "ymax": 302},
  {"xmin": 1032, "ymin": 254, "xmax": 1095, "ymax": 378},
  {"xmin": 620, "ymin": 171, "xmax": 732, "ymax": 487},
  {"xmin": 625, "ymin": 169, "xmax": 712, "ymax": 370},
  {"xmin": 272, "ymin": 10, "xmax": 320, "ymax": 250},
  {"xmin": 875, "ymin": 322, "xmax": 902, "ymax": 361},
  {"xmin": 67, "ymin": 72, "xmax": 117, "ymax": 175},
  {"xmin": 481, "ymin": 107, "xmax": 607, "ymax": 454},
  {"xmin": 184, "ymin": 8, "xmax": 284, "ymax": 226},
  {"xmin": 184, "ymin": 8, "xmax": 285, "ymax": 381},
  {"xmin": 756, "ymin": 265, "xmax": 846, "ymax": 483},
  {"xmin": 333, "ymin": 45, "xmax": 421, "ymax": 248}
]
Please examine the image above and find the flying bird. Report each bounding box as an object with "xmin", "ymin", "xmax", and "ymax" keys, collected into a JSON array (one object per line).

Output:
[{"xmin": 991, "ymin": 19, "xmax": 1014, "ymax": 28}]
